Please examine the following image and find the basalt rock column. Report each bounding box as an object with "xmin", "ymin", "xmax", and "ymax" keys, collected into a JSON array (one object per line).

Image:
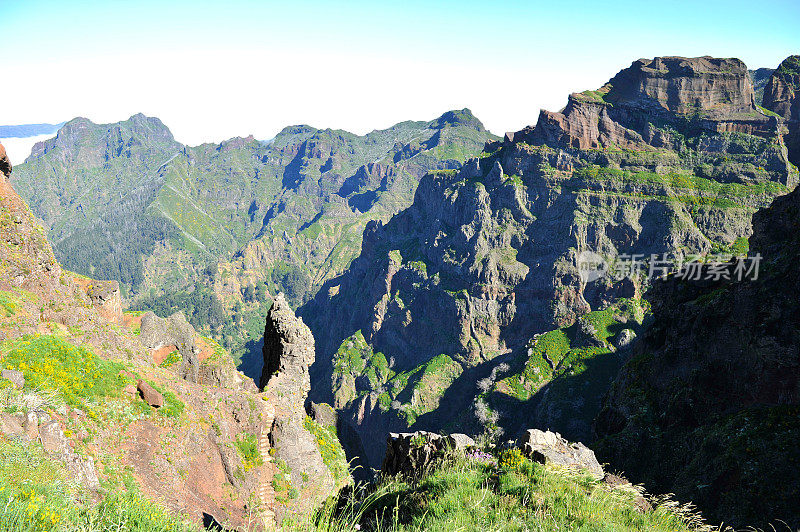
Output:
[{"xmin": 259, "ymin": 293, "xmax": 314, "ymax": 399}]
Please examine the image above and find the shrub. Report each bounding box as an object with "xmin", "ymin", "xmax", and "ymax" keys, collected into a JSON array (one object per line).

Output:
[{"xmin": 234, "ymin": 433, "xmax": 263, "ymax": 472}]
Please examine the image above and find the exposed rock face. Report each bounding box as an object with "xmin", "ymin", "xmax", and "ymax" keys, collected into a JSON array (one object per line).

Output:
[
  {"xmin": 763, "ymin": 55, "xmax": 800, "ymax": 167},
  {"xmin": 763, "ymin": 55, "xmax": 800, "ymax": 121},
  {"xmin": 85, "ymin": 280, "xmax": 124, "ymax": 324},
  {"xmin": 532, "ymin": 56, "xmax": 779, "ymax": 151},
  {"xmin": 301, "ymin": 55, "xmax": 798, "ymax": 471},
  {"xmin": 516, "ymin": 429, "xmax": 603, "ymax": 478},
  {"xmin": 10, "ymin": 111, "xmax": 495, "ymax": 375},
  {"xmin": 0, "ymin": 143, "xmax": 10, "ymax": 177},
  {"xmin": 260, "ymin": 293, "xmax": 338, "ymax": 521},
  {"xmin": 71, "ymin": 276, "xmax": 124, "ymax": 324},
  {"xmin": 596, "ymin": 183, "xmax": 800, "ymax": 528},
  {"xmin": 260, "ymin": 293, "xmax": 315, "ymax": 394},
  {"xmin": 140, "ymin": 311, "xmax": 201, "ymax": 382}
]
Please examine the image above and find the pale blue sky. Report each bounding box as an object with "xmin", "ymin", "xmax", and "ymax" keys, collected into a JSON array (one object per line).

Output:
[{"xmin": 1, "ymin": 0, "xmax": 798, "ymax": 146}]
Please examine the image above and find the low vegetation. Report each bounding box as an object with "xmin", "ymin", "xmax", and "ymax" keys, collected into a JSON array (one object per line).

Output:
[
  {"xmin": 294, "ymin": 450, "xmax": 713, "ymax": 532},
  {"xmin": 0, "ymin": 438, "xmax": 195, "ymax": 531}
]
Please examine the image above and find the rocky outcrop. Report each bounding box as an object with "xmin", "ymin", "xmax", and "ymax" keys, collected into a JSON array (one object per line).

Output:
[
  {"xmin": 260, "ymin": 293, "xmax": 340, "ymax": 521},
  {"xmin": 0, "ymin": 143, "xmax": 10, "ymax": 177},
  {"xmin": 381, "ymin": 431, "xmax": 476, "ymax": 477},
  {"xmin": 260, "ymin": 293, "xmax": 314, "ymax": 395},
  {"xmin": 531, "ymin": 56, "xmax": 778, "ymax": 151},
  {"xmin": 516, "ymin": 429, "xmax": 603, "ymax": 478},
  {"xmin": 71, "ymin": 276, "xmax": 124, "ymax": 324},
  {"xmin": 140, "ymin": 311, "xmax": 201, "ymax": 382},
  {"xmin": 596, "ymin": 182, "xmax": 800, "ymax": 528},
  {"xmin": 763, "ymin": 55, "xmax": 800, "ymax": 121},
  {"xmin": 85, "ymin": 280, "xmax": 124, "ymax": 324},
  {"xmin": 382, "ymin": 428, "xmax": 602, "ymax": 480}
]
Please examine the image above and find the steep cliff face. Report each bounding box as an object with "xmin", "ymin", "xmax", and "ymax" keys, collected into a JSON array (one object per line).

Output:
[
  {"xmin": 531, "ymin": 56, "xmax": 782, "ymax": 151},
  {"xmin": 763, "ymin": 55, "xmax": 800, "ymax": 167},
  {"xmin": 301, "ymin": 56, "xmax": 799, "ymax": 470},
  {"xmin": 0, "ymin": 141, "xmax": 345, "ymax": 529},
  {"xmin": 595, "ymin": 183, "xmax": 800, "ymax": 529}
]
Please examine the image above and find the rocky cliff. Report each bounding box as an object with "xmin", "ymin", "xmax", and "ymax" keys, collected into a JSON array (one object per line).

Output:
[
  {"xmin": 0, "ymin": 140, "xmax": 347, "ymax": 529},
  {"xmin": 530, "ymin": 56, "xmax": 783, "ymax": 151},
  {"xmin": 763, "ymin": 55, "xmax": 800, "ymax": 167},
  {"xmin": 595, "ymin": 177, "xmax": 800, "ymax": 528},
  {"xmin": 301, "ymin": 55, "xmax": 799, "ymax": 470}
]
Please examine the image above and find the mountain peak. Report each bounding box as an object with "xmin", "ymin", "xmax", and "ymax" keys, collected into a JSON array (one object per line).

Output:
[{"xmin": 430, "ymin": 108, "xmax": 485, "ymax": 131}]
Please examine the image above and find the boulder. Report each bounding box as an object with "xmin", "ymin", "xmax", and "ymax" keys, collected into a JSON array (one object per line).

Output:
[
  {"xmin": 516, "ymin": 429, "xmax": 604, "ymax": 479},
  {"xmin": 0, "ymin": 413, "xmax": 23, "ymax": 437},
  {"xmin": 381, "ymin": 431, "xmax": 451, "ymax": 477},
  {"xmin": 136, "ymin": 379, "xmax": 164, "ymax": 408},
  {"xmin": 447, "ymin": 433, "xmax": 477, "ymax": 450},
  {"xmin": 123, "ymin": 384, "xmax": 138, "ymax": 396},
  {"xmin": 1, "ymin": 369, "xmax": 24, "ymax": 389},
  {"xmin": 614, "ymin": 329, "xmax": 637, "ymax": 349}
]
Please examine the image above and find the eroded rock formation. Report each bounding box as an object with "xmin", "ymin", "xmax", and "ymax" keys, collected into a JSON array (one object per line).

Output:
[
  {"xmin": 260, "ymin": 293, "xmax": 343, "ymax": 522},
  {"xmin": 531, "ymin": 56, "xmax": 780, "ymax": 151}
]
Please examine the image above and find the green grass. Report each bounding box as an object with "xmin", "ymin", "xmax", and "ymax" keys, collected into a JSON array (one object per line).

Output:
[
  {"xmin": 0, "ymin": 290, "xmax": 20, "ymax": 316},
  {"xmin": 297, "ymin": 452, "xmax": 711, "ymax": 531},
  {"xmin": 572, "ymin": 165, "xmax": 788, "ymax": 205},
  {"xmin": 158, "ymin": 350, "xmax": 182, "ymax": 368},
  {"xmin": 0, "ymin": 335, "xmax": 127, "ymax": 414}
]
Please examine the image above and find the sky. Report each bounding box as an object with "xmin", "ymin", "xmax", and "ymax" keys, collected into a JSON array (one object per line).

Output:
[{"xmin": 1, "ymin": 0, "xmax": 798, "ymax": 153}]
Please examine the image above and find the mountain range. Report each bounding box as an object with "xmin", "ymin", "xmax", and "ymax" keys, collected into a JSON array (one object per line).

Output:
[
  {"xmin": 11, "ymin": 110, "xmax": 497, "ymax": 368},
  {"xmin": 6, "ymin": 53, "xmax": 800, "ymax": 529}
]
